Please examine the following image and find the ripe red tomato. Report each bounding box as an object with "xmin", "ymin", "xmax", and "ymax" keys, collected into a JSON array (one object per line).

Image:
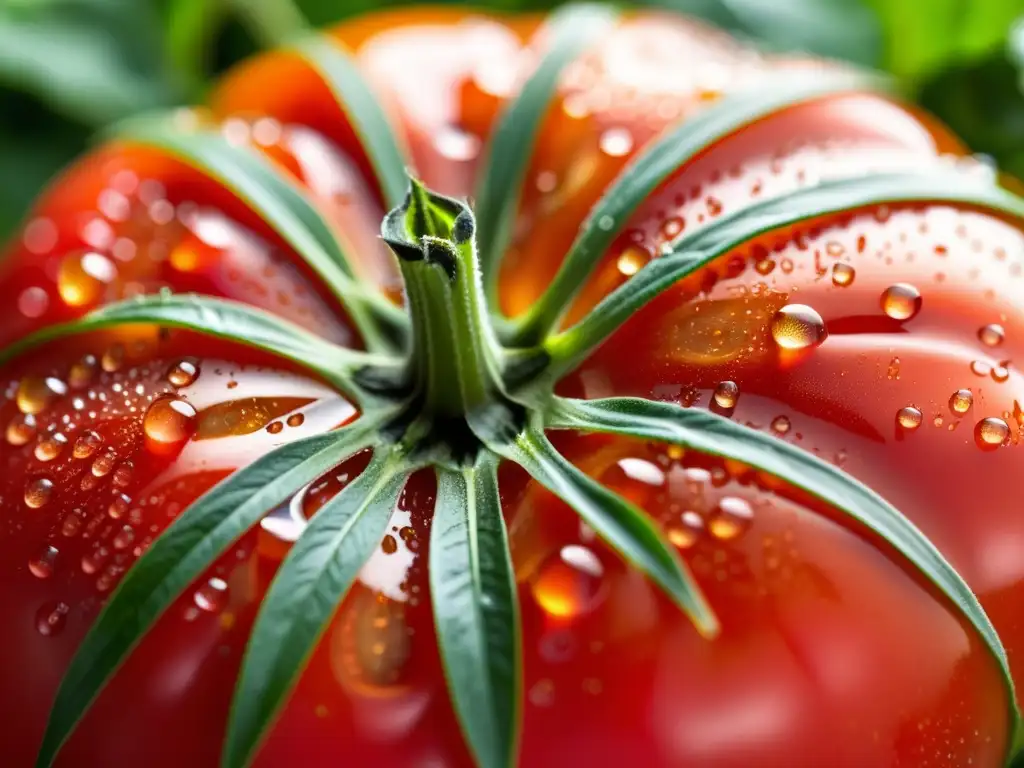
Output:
[{"xmin": 0, "ymin": 7, "xmax": 1021, "ymax": 768}]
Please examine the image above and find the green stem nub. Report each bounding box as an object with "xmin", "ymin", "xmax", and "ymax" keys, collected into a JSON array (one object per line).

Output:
[{"xmin": 382, "ymin": 177, "xmax": 504, "ymax": 420}]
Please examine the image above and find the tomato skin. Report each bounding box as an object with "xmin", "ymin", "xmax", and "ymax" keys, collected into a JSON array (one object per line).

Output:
[{"xmin": 0, "ymin": 6, "xmax": 1019, "ymax": 768}]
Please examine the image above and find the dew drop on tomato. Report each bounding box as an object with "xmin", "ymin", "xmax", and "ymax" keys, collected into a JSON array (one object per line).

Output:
[
  {"xmin": 16, "ymin": 376, "xmax": 66, "ymax": 415},
  {"xmin": 975, "ymin": 417, "xmax": 1009, "ymax": 450},
  {"xmin": 166, "ymin": 359, "xmax": 199, "ymax": 387},
  {"xmin": 666, "ymin": 510, "xmax": 705, "ymax": 549},
  {"xmin": 68, "ymin": 354, "xmax": 98, "ymax": 389},
  {"xmin": 531, "ymin": 544, "xmax": 606, "ymax": 619},
  {"xmin": 143, "ymin": 395, "xmax": 198, "ymax": 450},
  {"xmin": 831, "ymin": 262, "xmax": 855, "ymax": 286},
  {"xmin": 108, "ymin": 493, "xmax": 131, "ymax": 520},
  {"xmin": 34, "ymin": 433, "xmax": 67, "ymax": 462},
  {"xmin": 897, "ymin": 406, "xmax": 923, "ymax": 430},
  {"xmin": 35, "ymin": 601, "xmax": 70, "ymax": 637},
  {"xmin": 112, "ymin": 525, "xmax": 134, "ymax": 551},
  {"xmin": 707, "ymin": 496, "xmax": 754, "ymax": 540},
  {"xmin": 73, "ymin": 430, "xmax": 102, "ymax": 459},
  {"xmin": 949, "ymin": 389, "xmax": 974, "ymax": 415},
  {"xmin": 770, "ymin": 415, "xmax": 791, "ymax": 434},
  {"xmin": 616, "ymin": 246, "xmax": 649, "ymax": 276},
  {"xmin": 28, "ymin": 545, "xmax": 59, "ymax": 579},
  {"xmin": 91, "ymin": 449, "xmax": 117, "ymax": 477},
  {"xmin": 24, "ymin": 477, "xmax": 54, "ymax": 509},
  {"xmin": 101, "ymin": 343, "xmax": 125, "ymax": 373},
  {"xmin": 194, "ymin": 577, "xmax": 229, "ymax": 613},
  {"xmin": 712, "ymin": 380, "xmax": 739, "ymax": 409},
  {"xmin": 56, "ymin": 251, "xmax": 117, "ymax": 307},
  {"xmin": 991, "ymin": 362, "xmax": 1011, "ymax": 383},
  {"xmin": 6, "ymin": 413, "xmax": 36, "ymax": 446},
  {"xmin": 880, "ymin": 282, "xmax": 922, "ymax": 321},
  {"xmin": 112, "ymin": 461, "xmax": 133, "ymax": 488},
  {"xmin": 978, "ymin": 323, "xmax": 1005, "ymax": 347},
  {"xmin": 770, "ymin": 304, "xmax": 827, "ymax": 350}
]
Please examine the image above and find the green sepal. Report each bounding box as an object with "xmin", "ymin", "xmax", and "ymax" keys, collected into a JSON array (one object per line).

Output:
[
  {"xmin": 546, "ymin": 395, "xmax": 1021, "ymax": 755},
  {"xmin": 475, "ymin": 3, "xmax": 619, "ymax": 298},
  {"xmin": 34, "ymin": 416, "xmax": 389, "ymax": 768},
  {"xmin": 490, "ymin": 428, "xmax": 719, "ymax": 638},
  {"xmin": 222, "ymin": 448, "xmax": 410, "ymax": 768},
  {"xmin": 432, "ymin": 454, "xmax": 522, "ymax": 768},
  {"xmin": 509, "ymin": 70, "xmax": 882, "ymax": 344},
  {"xmin": 545, "ymin": 170, "xmax": 1024, "ymax": 379},
  {"xmin": 109, "ymin": 113, "xmax": 406, "ymax": 352},
  {"xmin": 0, "ymin": 292, "xmax": 394, "ymax": 406}
]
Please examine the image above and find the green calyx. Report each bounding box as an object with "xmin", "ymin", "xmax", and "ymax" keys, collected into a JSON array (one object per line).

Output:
[{"xmin": 26, "ymin": 5, "xmax": 1024, "ymax": 768}]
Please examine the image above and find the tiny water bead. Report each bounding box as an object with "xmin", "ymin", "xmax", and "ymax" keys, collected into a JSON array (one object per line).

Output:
[
  {"xmin": 712, "ymin": 380, "xmax": 739, "ymax": 409},
  {"xmin": 975, "ymin": 417, "xmax": 1009, "ymax": 450},
  {"xmin": 707, "ymin": 496, "xmax": 754, "ymax": 540},
  {"xmin": 34, "ymin": 433, "xmax": 68, "ymax": 462},
  {"xmin": 531, "ymin": 545, "xmax": 606, "ymax": 619},
  {"xmin": 112, "ymin": 462, "xmax": 134, "ymax": 488},
  {"xmin": 101, "ymin": 343, "xmax": 124, "ymax": 373},
  {"xmin": 616, "ymin": 246, "xmax": 649, "ymax": 276},
  {"xmin": 73, "ymin": 430, "xmax": 102, "ymax": 459},
  {"xmin": 57, "ymin": 251, "xmax": 117, "ymax": 307},
  {"xmin": 24, "ymin": 477, "xmax": 54, "ymax": 509},
  {"xmin": 831, "ymin": 262, "xmax": 855, "ymax": 287},
  {"xmin": 35, "ymin": 602, "xmax": 70, "ymax": 637},
  {"xmin": 949, "ymin": 389, "xmax": 974, "ymax": 415},
  {"xmin": 16, "ymin": 376, "xmax": 67, "ymax": 415},
  {"xmin": 266, "ymin": 421, "xmax": 284, "ymax": 435},
  {"xmin": 666, "ymin": 511, "xmax": 705, "ymax": 549},
  {"xmin": 992, "ymin": 362, "xmax": 1011, "ymax": 383},
  {"xmin": 897, "ymin": 406, "xmax": 923, "ymax": 430},
  {"xmin": 978, "ymin": 323, "xmax": 1005, "ymax": 347},
  {"xmin": 770, "ymin": 415, "xmax": 791, "ymax": 435},
  {"xmin": 6, "ymin": 414, "xmax": 36, "ymax": 446},
  {"xmin": 286, "ymin": 413, "xmax": 305, "ymax": 428},
  {"xmin": 143, "ymin": 395, "xmax": 198, "ymax": 450},
  {"xmin": 880, "ymin": 283, "xmax": 922, "ymax": 321},
  {"xmin": 108, "ymin": 494, "xmax": 131, "ymax": 519},
  {"xmin": 166, "ymin": 359, "xmax": 199, "ymax": 387},
  {"xmin": 68, "ymin": 355, "xmax": 98, "ymax": 389},
  {"xmin": 193, "ymin": 577, "xmax": 229, "ymax": 613},
  {"xmin": 91, "ymin": 449, "xmax": 117, "ymax": 477},
  {"xmin": 770, "ymin": 304, "xmax": 827, "ymax": 351},
  {"xmin": 28, "ymin": 545, "xmax": 59, "ymax": 579},
  {"xmin": 599, "ymin": 127, "xmax": 634, "ymax": 157}
]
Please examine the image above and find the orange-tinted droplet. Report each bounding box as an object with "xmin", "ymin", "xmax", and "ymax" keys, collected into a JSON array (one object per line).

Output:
[
  {"xmin": 143, "ymin": 395, "xmax": 197, "ymax": 450},
  {"xmin": 34, "ymin": 433, "xmax": 67, "ymax": 462},
  {"xmin": 112, "ymin": 461, "xmax": 134, "ymax": 488},
  {"xmin": 28, "ymin": 545, "xmax": 59, "ymax": 579},
  {"xmin": 266, "ymin": 421, "xmax": 284, "ymax": 434},
  {"xmin": 616, "ymin": 246, "xmax": 649, "ymax": 277},
  {"xmin": 531, "ymin": 545, "xmax": 606, "ymax": 619},
  {"xmin": 167, "ymin": 360, "xmax": 199, "ymax": 387},
  {"xmin": 770, "ymin": 304, "xmax": 827, "ymax": 350},
  {"xmin": 286, "ymin": 413, "xmax": 305, "ymax": 428},
  {"xmin": 880, "ymin": 283, "xmax": 922, "ymax": 321},
  {"xmin": 16, "ymin": 376, "xmax": 67, "ymax": 415},
  {"xmin": 667, "ymin": 511, "xmax": 705, "ymax": 549},
  {"xmin": 91, "ymin": 449, "xmax": 117, "ymax": 477},
  {"xmin": 36, "ymin": 601, "xmax": 70, "ymax": 637},
  {"xmin": 73, "ymin": 430, "xmax": 102, "ymax": 459},
  {"xmin": 979, "ymin": 323, "xmax": 1005, "ymax": 347},
  {"xmin": 975, "ymin": 417, "xmax": 1009, "ymax": 450},
  {"xmin": 68, "ymin": 355, "xmax": 98, "ymax": 389},
  {"xmin": 770, "ymin": 415, "xmax": 791, "ymax": 435},
  {"xmin": 101, "ymin": 343, "xmax": 124, "ymax": 373},
  {"xmin": 713, "ymin": 381, "xmax": 739, "ymax": 409},
  {"xmin": 708, "ymin": 496, "xmax": 753, "ymax": 540},
  {"xmin": 57, "ymin": 251, "xmax": 117, "ymax": 307},
  {"xmin": 949, "ymin": 389, "xmax": 974, "ymax": 415},
  {"xmin": 6, "ymin": 414, "xmax": 36, "ymax": 446},
  {"xmin": 24, "ymin": 477, "xmax": 54, "ymax": 508},
  {"xmin": 108, "ymin": 493, "xmax": 131, "ymax": 519},
  {"xmin": 831, "ymin": 263, "xmax": 855, "ymax": 287},
  {"xmin": 897, "ymin": 406, "xmax": 923, "ymax": 430},
  {"xmin": 381, "ymin": 535, "xmax": 398, "ymax": 554}
]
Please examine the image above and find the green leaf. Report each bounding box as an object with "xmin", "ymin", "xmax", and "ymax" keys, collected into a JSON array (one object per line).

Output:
[
  {"xmin": 294, "ymin": 36, "xmax": 411, "ymax": 208},
  {"xmin": 112, "ymin": 114, "xmax": 407, "ymax": 352},
  {"xmin": 545, "ymin": 395, "xmax": 1020, "ymax": 754},
  {"xmin": 0, "ymin": 0, "xmax": 178, "ymax": 126},
  {"xmin": 511, "ymin": 69, "xmax": 880, "ymax": 344},
  {"xmin": 35, "ymin": 418, "xmax": 385, "ymax": 768},
  {"xmin": 474, "ymin": 3, "xmax": 618, "ymax": 298},
  {"xmin": 546, "ymin": 170, "xmax": 1024, "ymax": 379},
  {"xmin": 432, "ymin": 456, "xmax": 521, "ymax": 768},
  {"xmin": 864, "ymin": 0, "xmax": 1024, "ymax": 84},
  {"xmin": 222, "ymin": 450, "xmax": 408, "ymax": 768},
  {"xmin": 0, "ymin": 293, "xmax": 391, "ymax": 404},
  {"xmin": 493, "ymin": 429, "xmax": 718, "ymax": 637}
]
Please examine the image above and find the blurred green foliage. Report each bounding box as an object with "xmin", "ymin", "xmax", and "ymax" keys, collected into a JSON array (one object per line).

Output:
[{"xmin": 0, "ymin": 0, "xmax": 1022, "ymax": 240}]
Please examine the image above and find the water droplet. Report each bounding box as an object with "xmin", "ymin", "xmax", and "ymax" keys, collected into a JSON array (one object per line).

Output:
[
  {"xmin": 57, "ymin": 251, "xmax": 117, "ymax": 307},
  {"xmin": 286, "ymin": 413, "xmax": 305, "ymax": 428},
  {"xmin": 266, "ymin": 421, "xmax": 283, "ymax": 434},
  {"xmin": 971, "ymin": 359, "xmax": 992, "ymax": 377},
  {"xmin": 880, "ymin": 283, "xmax": 922, "ymax": 321},
  {"xmin": 770, "ymin": 415, "xmax": 791, "ymax": 434},
  {"xmin": 68, "ymin": 355, "xmax": 97, "ymax": 389},
  {"xmin": 194, "ymin": 577, "xmax": 229, "ymax": 612},
  {"xmin": 6, "ymin": 413, "xmax": 37, "ymax": 446},
  {"xmin": 81, "ymin": 546, "xmax": 109, "ymax": 575},
  {"xmin": 713, "ymin": 380, "xmax": 739, "ymax": 409},
  {"xmin": 18, "ymin": 286, "xmax": 49, "ymax": 318},
  {"xmin": 825, "ymin": 241, "xmax": 845, "ymax": 257},
  {"xmin": 599, "ymin": 127, "xmax": 634, "ymax": 157},
  {"xmin": 34, "ymin": 433, "xmax": 67, "ymax": 462},
  {"xmin": 101, "ymin": 343, "xmax": 124, "ymax": 373},
  {"xmin": 979, "ymin": 323, "xmax": 1005, "ymax": 347},
  {"xmin": 992, "ymin": 362, "xmax": 1011, "ymax": 383},
  {"xmin": 35, "ymin": 601, "xmax": 70, "ymax": 637},
  {"xmin": 975, "ymin": 417, "xmax": 1009, "ymax": 450},
  {"xmin": 73, "ymin": 430, "xmax": 102, "ymax": 459},
  {"xmin": 831, "ymin": 263, "xmax": 855, "ymax": 287},
  {"xmin": 108, "ymin": 493, "xmax": 131, "ymax": 519},
  {"xmin": 91, "ymin": 449, "xmax": 116, "ymax": 477},
  {"xmin": 897, "ymin": 406, "xmax": 923, "ymax": 430},
  {"xmin": 949, "ymin": 389, "xmax": 974, "ymax": 415},
  {"xmin": 661, "ymin": 216, "xmax": 684, "ymax": 241},
  {"xmin": 143, "ymin": 395, "xmax": 197, "ymax": 450},
  {"xmin": 16, "ymin": 376, "xmax": 66, "ymax": 414},
  {"xmin": 597, "ymin": 215, "xmax": 615, "ymax": 231},
  {"xmin": 167, "ymin": 359, "xmax": 199, "ymax": 387},
  {"xmin": 708, "ymin": 497, "xmax": 753, "ymax": 540},
  {"xmin": 616, "ymin": 246, "xmax": 648, "ymax": 276},
  {"xmin": 112, "ymin": 525, "xmax": 134, "ymax": 550},
  {"xmin": 28, "ymin": 545, "xmax": 59, "ymax": 579},
  {"xmin": 61, "ymin": 512, "xmax": 82, "ymax": 537},
  {"xmin": 381, "ymin": 535, "xmax": 398, "ymax": 554},
  {"xmin": 770, "ymin": 304, "xmax": 827, "ymax": 350},
  {"xmin": 531, "ymin": 545, "xmax": 606, "ymax": 618},
  {"xmin": 24, "ymin": 477, "xmax": 54, "ymax": 508},
  {"xmin": 667, "ymin": 511, "xmax": 705, "ymax": 549},
  {"xmin": 112, "ymin": 461, "xmax": 134, "ymax": 488}
]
